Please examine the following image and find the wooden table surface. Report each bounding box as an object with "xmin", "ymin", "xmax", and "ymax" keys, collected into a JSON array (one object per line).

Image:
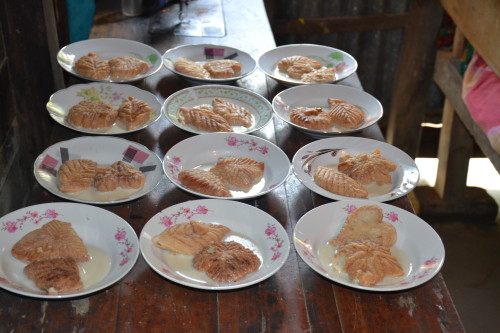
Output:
[{"xmin": 0, "ymin": 1, "xmax": 464, "ymax": 332}]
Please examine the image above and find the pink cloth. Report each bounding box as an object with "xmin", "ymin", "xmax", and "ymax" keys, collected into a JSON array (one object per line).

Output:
[{"xmin": 462, "ymin": 51, "xmax": 500, "ymax": 154}]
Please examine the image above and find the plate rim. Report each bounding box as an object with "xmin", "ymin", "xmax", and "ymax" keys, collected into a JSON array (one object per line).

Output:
[
  {"xmin": 272, "ymin": 84, "xmax": 383, "ymax": 136},
  {"xmin": 139, "ymin": 198, "xmax": 291, "ymax": 290},
  {"xmin": 291, "ymin": 136, "xmax": 420, "ymax": 202},
  {"xmin": 258, "ymin": 43, "xmax": 358, "ymax": 86},
  {"xmin": 162, "ymin": 132, "xmax": 291, "ymax": 200},
  {"xmin": 162, "ymin": 84, "xmax": 274, "ymax": 135},
  {"xmin": 57, "ymin": 37, "xmax": 163, "ymax": 83},
  {"xmin": 293, "ymin": 199, "xmax": 445, "ymax": 292},
  {"xmin": 33, "ymin": 136, "xmax": 163, "ymax": 205},
  {"xmin": 0, "ymin": 202, "xmax": 140, "ymax": 299},
  {"xmin": 46, "ymin": 82, "xmax": 162, "ymax": 135},
  {"xmin": 162, "ymin": 43, "xmax": 257, "ymax": 83}
]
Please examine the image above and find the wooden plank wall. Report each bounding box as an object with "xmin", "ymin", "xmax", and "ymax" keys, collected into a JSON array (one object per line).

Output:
[
  {"xmin": 265, "ymin": 0, "xmax": 409, "ymax": 131},
  {"xmin": 0, "ymin": 0, "xmax": 65, "ymax": 216},
  {"xmin": 264, "ymin": 0, "xmax": 444, "ymax": 156}
]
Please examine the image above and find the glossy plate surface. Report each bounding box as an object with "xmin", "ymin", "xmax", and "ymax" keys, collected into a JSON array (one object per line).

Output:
[
  {"xmin": 294, "ymin": 199, "xmax": 444, "ymax": 292},
  {"xmin": 140, "ymin": 199, "xmax": 290, "ymax": 290},
  {"xmin": 163, "ymin": 85, "xmax": 273, "ymax": 135},
  {"xmin": 163, "ymin": 43, "xmax": 256, "ymax": 85},
  {"xmin": 47, "ymin": 83, "xmax": 162, "ymax": 134},
  {"xmin": 57, "ymin": 38, "xmax": 162, "ymax": 82},
  {"xmin": 0, "ymin": 202, "xmax": 139, "ymax": 298},
  {"xmin": 272, "ymin": 84, "xmax": 383, "ymax": 137},
  {"xmin": 292, "ymin": 136, "xmax": 419, "ymax": 202},
  {"xmin": 163, "ymin": 133, "xmax": 290, "ymax": 199},
  {"xmin": 258, "ymin": 43, "xmax": 357, "ymax": 87},
  {"xmin": 34, "ymin": 136, "xmax": 163, "ymax": 204}
]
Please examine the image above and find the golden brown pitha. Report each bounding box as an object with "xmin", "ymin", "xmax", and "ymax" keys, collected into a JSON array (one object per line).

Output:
[
  {"xmin": 178, "ymin": 169, "xmax": 232, "ymax": 197},
  {"xmin": 117, "ymin": 96, "xmax": 152, "ymax": 130},
  {"xmin": 210, "ymin": 156, "xmax": 264, "ymax": 190},
  {"xmin": 178, "ymin": 105, "xmax": 233, "ymax": 132},
  {"xmin": 108, "ymin": 56, "xmax": 149, "ymax": 80},
  {"xmin": 75, "ymin": 52, "xmax": 110, "ymax": 80},
  {"xmin": 174, "ymin": 57, "xmax": 210, "ymax": 78},
  {"xmin": 193, "ymin": 241, "xmax": 261, "ymax": 282},
  {"xmin": 327, "ymin": 98, "xmax": 365, "ymax": 129},
  {"xmin": 152, "ymin": 221, "xmax": 230, "ymax": 255},
  {"xmin": 11, "ymin": 220, "xmax": 89, "ymax": 263},
  {"xmin": 203, "ymin": 59, "xmax": 242, "ymax": 78},
  {"xmin": 212, "ymin": 98, "xmax": 252, "ymax": 128},
  {"xmin": 313, "ymin": 166, "xmax": 368, "ymax": 198},
  {"xmin": 329, "ymin": 205, "xmax": 397, "ymax": 248},
  {"xmin": 24, "ymin": 257, "xmax": 83, "ymax": 294},
  {"xmin": 68, "ymin": 100, "xmax": 118, "ymax": 130},
  {"xmin": 58, "ymin": 159, "xmax": 98, "ymax": 193},
  {"xmin": 289, "ymin": 107, "xmax": 333, "ymax": 130}
]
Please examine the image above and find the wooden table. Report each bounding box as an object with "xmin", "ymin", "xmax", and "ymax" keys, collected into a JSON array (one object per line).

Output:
[{"xmin": 0, "ymin": 1, "xmax": 464, "ymax": 331}]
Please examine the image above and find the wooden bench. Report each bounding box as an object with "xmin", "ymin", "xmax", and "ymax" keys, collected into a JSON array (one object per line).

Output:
[{"xmin": 414, "ymin": 0, "xmax": 500, "ymax": 223}]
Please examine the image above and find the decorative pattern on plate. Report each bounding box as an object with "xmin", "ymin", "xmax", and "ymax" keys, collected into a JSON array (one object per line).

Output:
[
  {"xmin": 76, "ymin": 85, "xmax": 124, "ymax": 104},
  {"xmin": 115, "ymin": 227, "xmax": 135, "ymax": 266},
  {"xmin": 225, "ymin": 135, "xmax": 269, "ymax": 154},
  {"xmin": 162, "ymin": 44, "xmax": 256, "ymax": 85},
  {"xmin": 300, "ymin": 148, "xmax": 343, "ymax": 174},
  {"xmin": 265, "ymin": 223, "xmax": 285, "ymax": 261},
  {"xmin": 344, "ymin": 203, "xmax": 400, "ymax": 223},
  {"xmin": 162, "ymin": 133, "xmax": 290, "ymax": 200},
  {"xmin": 34, "ymin": 136, "xmax": 163, "ymax": 205},
  {"xmin": 400, "ymin": 257, "xmax": 440, "ymax": 286},
  {"xmin": 1, "ymin": 209, "xmax": 61, "ymax": 233},
  {"xmin": 292, "ymin": 137, "xmax": 419, "ymax": 202},
  {"xmin": 47, "ymin": 82, "xmax": 162, "ymax": 135},
  {"xmin": 162, "ymin": 85, "xmax": 273, "ymax": 135},
  {"xmin": 293, "ymin": 199, "xmax": 444, "ymax": 292},
  {"xmin": 158, "ymin": 205, "xmax": 210, "ymax": 227},
  {"xmin": 0, "ymin": 202, "xmax": 139, "ymax": 299},
  {"xmin": 139, "ymin": 199, "xmax": 290, "ymax": 290}
]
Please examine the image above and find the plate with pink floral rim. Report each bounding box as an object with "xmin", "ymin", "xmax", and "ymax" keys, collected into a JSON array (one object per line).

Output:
[
  {"xmin": 140, "ymin": 199, "xmax": 290, "ymax": 290},
  {"xmin": 163, "ymin": 132, "xmax": 291, "ymax": 199},
  {"xmin": 293, "ymin": 199, "xmax": 444, "ymax": 292},
  {"xmin": 162, "ymin": 85, "xmax": 273, "ymax": 135},
  {"xmin": 0, "ymin": 202, "xmax": 139, "ymax": 299},
  {"xmin": 47, "ymin": 82, "xmax": 162, "ymax": 135},
  {"xmin": 34, "ymin": 136, "xmax": 163, "ymax": 205},
  {"xmin": 292, "ymin": 136, "xmax": 419, "ymax": 202}
]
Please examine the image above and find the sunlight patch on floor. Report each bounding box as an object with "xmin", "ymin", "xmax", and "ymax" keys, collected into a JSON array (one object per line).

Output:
[{"xmin": 415, "ymin": 157, "xmax": 500, "ymax": 222}]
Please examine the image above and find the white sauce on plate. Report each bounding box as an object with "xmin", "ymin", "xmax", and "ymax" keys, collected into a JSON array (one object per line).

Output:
[{"xmin": 79, "ymin": 245, "xmax": 111, "ymax": 288}]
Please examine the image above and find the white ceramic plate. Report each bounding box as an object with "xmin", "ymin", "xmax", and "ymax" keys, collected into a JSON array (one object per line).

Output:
[
  {"xmin": 292, "ymin": 137, "xmax": 419, "ymax": 202},
  {"xmin": 163, "ymin": 133, "xmax": 290, "ymax": 199},
  {"xmin": 47, "ymin": 83, "xmax": 162, "ymax": 135},
  {"xmin": 140, "ymin": 199, "xmax": 290, "ymax": 290},
  {"xmin": 163, "ymin": 85, "xmax": 273, "ymax": 135},
  {"xmin": 0, "ymin": 202, "xmax": 139, "ymax": 299},
  {"xmin": 34, "ymin": 136, "xmax": 163, "ymax": 204},
  {"xmin": 163, "ymin": 44, "xmax": 256, "ymax": 85},
  {"xmin": 273, "ymin": 84, "xmax": 383, "ymax": 137},
  {"xmin": 57, "ymin": 38, "xmax": 162, "ymax": 82},
  {"xmin": 294, "ymin": 199, "xmax": 445, "ymax": 292},
  {"xmin": 258, "ymin": 44, "xmax": 358, "ymax": 87}
]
